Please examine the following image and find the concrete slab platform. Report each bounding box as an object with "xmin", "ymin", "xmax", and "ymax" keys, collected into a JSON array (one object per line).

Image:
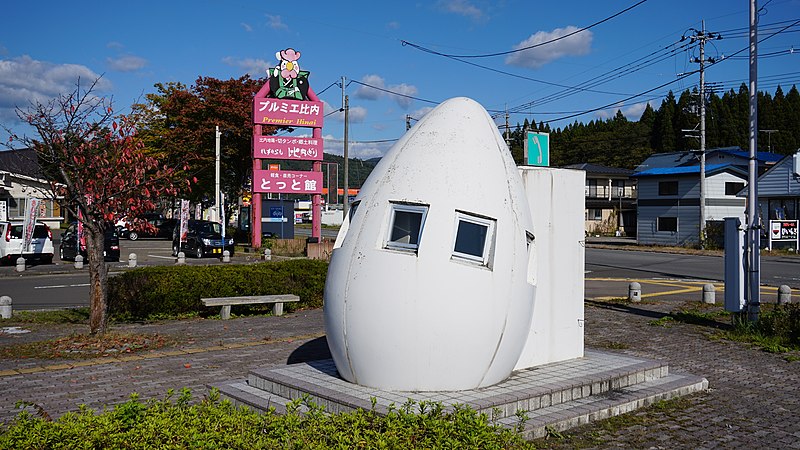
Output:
[{"xmin": 213, "ymin": 349, "xmax": 708, "ymax": 438}]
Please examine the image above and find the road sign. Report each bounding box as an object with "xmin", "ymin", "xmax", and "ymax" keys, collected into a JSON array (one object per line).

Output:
[{"xmin": 524, "ymin": 132, "xmax": 550, "ymax": 167}]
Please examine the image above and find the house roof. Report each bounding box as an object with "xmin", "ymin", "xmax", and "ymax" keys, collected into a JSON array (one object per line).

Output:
[
  {"xmin": 562, "ymin": 163, "xmax": 634, "ymax": 176},
  {"xmin": 0, "ymin": 148, "xmax": 42, "ymax": 178},
  {"xmin": 632, "ymin": 163, "xmax": 747, "ymax": 177},
  {"xmin": 635, "ymin": 147, "xmax": 783, "ymax": 172},
  {"xmin": 716, "ymin": 148, "xmax": 784, "ymax": 163}
]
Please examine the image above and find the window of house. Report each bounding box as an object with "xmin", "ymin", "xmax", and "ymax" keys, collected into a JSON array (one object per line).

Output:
[
  {"xmin": 657, "ymin": 216, "xmax": 678, "ymax": 232},
  {"xmin": 658, "ymin": 181, "xmax": 678, "ymax": 196},
  {"xmin": 586, "ymin": 209, "xmax": 602, "ymax": 221},
  {"xmin": 452, "ymin": 211, "xmax": 495, "ymax": 266},
  {"xmin": 725, "ymin": 182, "xmax": 745, "ymax": 196},
  {"xmin": 385, "ymin": 202, "xmax": 428, "ymax": 253}
]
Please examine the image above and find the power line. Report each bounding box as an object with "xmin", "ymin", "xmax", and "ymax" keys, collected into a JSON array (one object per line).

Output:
[{"xmin": 400, "ymin": 0, "xmax": 649, "ymax": 59}]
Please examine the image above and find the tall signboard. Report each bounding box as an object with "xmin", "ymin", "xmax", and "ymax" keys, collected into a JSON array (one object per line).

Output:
[
  {"xmin": 252, "ymin": 48, "xmax": 324, "ymax": 247},
  {"xmin": 524, "ymin": 131, "xmax": 550, "ymax": 167}
]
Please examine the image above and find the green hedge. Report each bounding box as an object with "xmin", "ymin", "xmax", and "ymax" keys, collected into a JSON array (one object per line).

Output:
[
  {"xmin": 108, "ymin": 259, "xmax": 328, "ymax": 320},
  {"xmin": 0, "ymin": 390, "xmax": 534, "ymax": 449}
]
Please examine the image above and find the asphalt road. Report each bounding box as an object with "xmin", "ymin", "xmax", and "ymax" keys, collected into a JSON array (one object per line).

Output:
[
  {"xmin": 2, "ymin": 238, "xmax": 798, "ymax": 310},
  {"xmin": 585, "ymin": 247, "xmax": 800, "ymax": 288}
]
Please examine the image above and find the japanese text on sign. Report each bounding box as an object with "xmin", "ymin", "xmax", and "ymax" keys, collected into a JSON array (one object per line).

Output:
[
  {"xmin": 253, "ymin": 136, "xmax": 323, "ymax": 161},
  {"xmin": 253, "ymin": 169, "xmax": 323, "ymax": 194}
]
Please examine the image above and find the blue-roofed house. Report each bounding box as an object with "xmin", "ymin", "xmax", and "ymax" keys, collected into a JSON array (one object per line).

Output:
[{"xmin": 632, "ymin": 147, "xmax": 783, "ymax": 246}]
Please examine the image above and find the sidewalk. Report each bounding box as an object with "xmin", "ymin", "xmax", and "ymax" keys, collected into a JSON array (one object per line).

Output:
[{"xmin": 1, "ymin": 280, "xmax": 799, "ymax": 447}]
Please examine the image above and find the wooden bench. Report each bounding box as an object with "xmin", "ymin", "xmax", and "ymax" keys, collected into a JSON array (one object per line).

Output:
[{"xmin": 201, "ymin": 294, "xmax": 300, "ymax": 320}]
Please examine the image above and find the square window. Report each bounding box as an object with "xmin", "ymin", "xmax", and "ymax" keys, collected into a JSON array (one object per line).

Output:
[
  {"xmin": 657, "ymin": 217, "xmax": 678, "ymax": 232},
  {"xmin": 586, "ymin": 209, "xmax": 602, "ymax": 221},
  {"xmin": 658, "ymin": 181, "xmax": 678, "ymax": 196},
  {"xmin": 452, "ymin": 211, "xmax": 495, "ymax": 266},
  {"xmin": 385, "ymin": 203, "xmax": 428, "ymax": 252},
  {"xmin": 725, "ymin": 182, "xmax": 745, "ymax": 196}
]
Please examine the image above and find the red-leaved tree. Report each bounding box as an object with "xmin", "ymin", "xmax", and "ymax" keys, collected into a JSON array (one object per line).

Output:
[{"xmin": 8, "ymin": 79, "xmax": 191, "ymax": 334}]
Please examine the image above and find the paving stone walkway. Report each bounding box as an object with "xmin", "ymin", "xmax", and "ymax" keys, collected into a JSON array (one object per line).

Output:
[{"xmin": 1, "ymin": 281, "xmax": 799, "ymax": 449}]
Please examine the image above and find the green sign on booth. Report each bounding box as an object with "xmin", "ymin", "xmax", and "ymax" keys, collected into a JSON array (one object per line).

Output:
[{"xmin": 525, "ymin": 132, "xmax": 550, "ymax": 167}]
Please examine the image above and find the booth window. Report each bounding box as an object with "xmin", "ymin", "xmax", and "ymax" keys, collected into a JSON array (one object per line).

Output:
[
  {"xmin": 386, "ymin": 203, "xmax": 428, "ymax": 253},
  {"xmin": 452, "ymin": 211, "xmax": 495, "ymax": 266}
]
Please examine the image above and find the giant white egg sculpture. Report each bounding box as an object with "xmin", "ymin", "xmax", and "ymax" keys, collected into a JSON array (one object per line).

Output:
[{"xmin": 324, "ymin": 97, "xmax": 537, "ymax": 391}]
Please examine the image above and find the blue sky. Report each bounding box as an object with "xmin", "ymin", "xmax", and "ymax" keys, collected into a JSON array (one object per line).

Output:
[{"xmin": 2, "ymin": 0, "xmax": 799, "ymax": 159}]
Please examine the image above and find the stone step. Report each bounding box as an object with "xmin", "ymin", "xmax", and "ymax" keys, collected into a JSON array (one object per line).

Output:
[
  {"xmin": 215, "ymin": 369, "xmax": 707, "ymax": 441},
  {"xmin": 239, "ymin": 350, "xmax": 672, "ymax": 420},
  {"xmin": 496, "ymin": 372, "xmax": 709, "ymax": 440}
]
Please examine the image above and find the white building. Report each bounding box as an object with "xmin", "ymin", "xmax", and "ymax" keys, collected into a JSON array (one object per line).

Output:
[{"xmin": 0, "ymin": 149, "xmax": 63, "ymax": 228}]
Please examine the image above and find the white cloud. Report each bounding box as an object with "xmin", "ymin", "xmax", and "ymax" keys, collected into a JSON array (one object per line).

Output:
[
  {"xmin": 0, "ymin": 55, "xmax": 110, "ymax": 125},
  {"xmin": 353, "ymin": 74, "xmax": 418, "ymax": 109},
  {"xmin": 505, "ymin": 26, "xmax": 592, "ymax": 69},
  {"xmin": 410, "ymin": 106, "xmax": 434, "ymax": 122},
  {"xmin": 354, "ymin": 74, "xmax": 385, "ymax": 100},
  {"xmin": 437, "ymin": 0, "xmax": 484, "ymax": 21},
  {"xmin": 222, "ymin": 56, "xmax": 271, "ymax": 77},
  {"xmin": 241, "ymin": 22, "xmax": 253, "ymax": 32},
  {"xmin": 323, "ymin": 100, "xmax": 367, "ymax": 123},
  {"xmin": 266, "ymin": 14, "xmax": 288, "ymax": 31},
  {"xmin": 106, "ymin": 55, "xmax": 147, "ymax": 72},
  {"xmin": 106, "ymin": 41, "xmax": 124, "ymax": 50},
  {"xmin": 386, "ymin": 21, "xmax": 400, "ymax": 30},
  {"xmin": 349, "ymin": 106, "xmax": 368, "ymax": 122}
]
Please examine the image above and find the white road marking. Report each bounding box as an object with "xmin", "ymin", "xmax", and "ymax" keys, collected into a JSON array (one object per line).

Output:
[
  {"xmin": 147, "ymin": 255, "xmax": 176, "ymax": 260},
  {"xmin": 35, "ymin": 283, "xmax": 90, "ymax": 290}
]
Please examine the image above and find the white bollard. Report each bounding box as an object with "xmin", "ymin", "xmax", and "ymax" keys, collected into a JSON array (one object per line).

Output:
[
  {"xmin": 0, "ymin": 296, "xmax": 12, "ymax": 319},
  {"xmin": 778, "ymin": 285, "xmax": 792, "ymax": 305},
  {"xmin": 628, "ymin": 282, "xmax": 642, "ymax": 302},
  {"xmin": 15, "ymin": 257, "xmax": 26, "ymax": 272},
  {"xmin": 263, "ymin": 248, "xmax": 272, "ymax": 261},
  {"xmin": 177, "ymin": 252, "xmax": 185, "ymax": 265},
  {"xmin": 74, "ymin": 255, "xmax": 84, "ymax": 269},
  {"xmin": 702, "ymin": 284, "xmax": 716, "ymax": 304},
  {"xmin": 128, "ymin": 253, "xmax": 137, "ymax": 268},
  {"xmin": 222, "ymin": 250, "xmax": 230, "ymax": 263}
]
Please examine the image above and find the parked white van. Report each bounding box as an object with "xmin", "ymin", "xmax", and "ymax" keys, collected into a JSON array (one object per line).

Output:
[{"xmin": 0, "ymin": 221, "xmax": 55, "ymax": 264}]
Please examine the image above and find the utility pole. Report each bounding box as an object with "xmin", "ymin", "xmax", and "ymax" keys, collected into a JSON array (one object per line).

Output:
[
  {"xmin": 343, "ymin": 90, "xmax": 350, "ymax": 220},
  {"xmin": 504, "ymin": 107, "xmax": 510, "ymax": 148},
  {"xmin": 689, "ymin": 20, "xmax": 721, "ymax": 248},
  {"xmin": 747, "ymin": 0, "xmax": 761, "ymax": 322},
  {"xmin": 341, "ymin": 77, "xmax": 350, "ymax": 220},
  {"xmin": 215, "ymin": 125, "xmax": 221, "ymax": 223}
]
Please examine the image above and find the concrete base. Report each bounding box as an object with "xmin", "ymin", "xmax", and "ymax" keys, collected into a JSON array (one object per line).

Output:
[{"xmin": 213, "ymin": 350, "xmax": 707, "ymax": 439}]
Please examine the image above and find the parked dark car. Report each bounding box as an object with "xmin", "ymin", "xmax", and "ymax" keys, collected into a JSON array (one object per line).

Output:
[
  {"xmin": 172, "ymin": 220, "xmax": 234, "ymax": 258},
  {"xmin": 118, "ymin": 214, "xmax": 177, "ymax": 241},
  {"xmin": 59, "ymin": 223, "xmax": 120, "ymax": 262}
]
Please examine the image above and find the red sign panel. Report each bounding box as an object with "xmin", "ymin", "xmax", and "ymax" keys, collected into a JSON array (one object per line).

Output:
[
  {"xmin": 253, "ymin": 169, "xmax": 323, "ymax": 194},
  {"xmin": 253, "ymin": 136, "xmax": 323, "ymax": 161},
  {"xmin": 253, "ymin": 99, "xmax": 324, "ymax": 128}
]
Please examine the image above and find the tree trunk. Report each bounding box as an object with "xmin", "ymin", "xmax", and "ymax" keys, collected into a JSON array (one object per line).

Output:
[{"xmin": 86, "ymin": 228, "xmax": 108, "ymax": 335}]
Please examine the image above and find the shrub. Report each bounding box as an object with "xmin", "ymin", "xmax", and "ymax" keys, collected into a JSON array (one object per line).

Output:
[
  {"xmin": 0, "ymin": 390, "xmax": 535, "ymax": 449},
  {"xmin": 108, "ymin": 259, "xmax": 328, "ymax": 320},
  {"xmin": 754, "ymin": 303, "xmax": 800, "ymax": 347}
]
